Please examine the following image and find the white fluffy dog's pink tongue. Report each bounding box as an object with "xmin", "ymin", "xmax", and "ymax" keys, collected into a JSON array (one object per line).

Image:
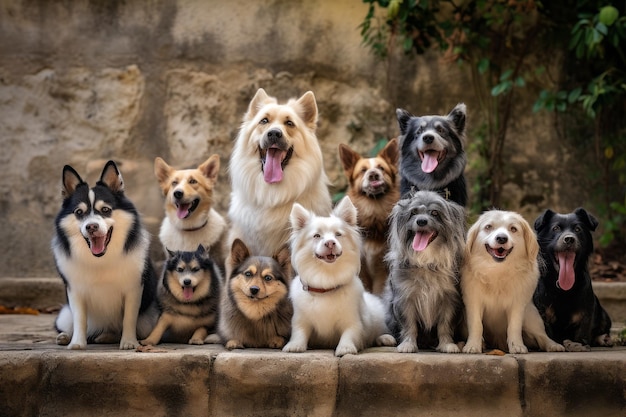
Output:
[
  {"xmin": 183, "ymin": 286, "xmax": 194, "ymax": 301},
  {"xmin": 176, "ymin": 203, "xmax": 191, "ymax": 219},
  {"xmin": 263, "ymin": 148, "xmax": 284, "ymax": 183},
  {"xmin": 421, "ymin": 151, "xmax": 439, "ymax": 173},
  {"xmin": 557, "ymin": 252, "xmax": 576, "ymax": 291},
  {"xmin": 412, "ymin": 231, "xmax": 434, "ymax": 252}
]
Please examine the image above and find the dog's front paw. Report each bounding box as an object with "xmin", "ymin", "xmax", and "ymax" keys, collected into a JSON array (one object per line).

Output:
[
  {"xmin": 335, "ymin": 342, "xmax": 358, "ymax": 357},
  {"xmin": 437, "ymin": 342, "xmax": 461, "ymax": 353},
  {"xmin": 547, "ymin": 342, "xmax": 566, "ymax": 352},
  {"xmin": 56, "ymin": 332, "xmax": 71, "ymax": 346},
  {"xmin": 119, "ymin": 338, "xmax": 139, "ymax": 350},
  {"xmin": 462, "ymin": 342, "xmax": 482, "ymax": 354},
  {"xmin": 140, "ymin": 338, "xmax": 159, "ymax": 346},
  {"xmin": 563, "ymin": 339, "xmax": 589, "ymax": 352},
  {"xmin": 595, "ymin": 333, "xmax": 614, "ymax": 347},
  {"xmin": 508, "ymin": 341, "xmax": 528, "ymax": 354},
  {"xmin": 376, "ymin": 334, "xmax": 397, "ymax": 347},
  {"xmin": 68, "ymin": 342, "xmax": 87, "ymax": 350},
  {"xmin": 268, "ymin": 336, "xmax": 287, "ymax": 349},
  {"xmin": 204, "ymin": 333, "xmax": 222, "ymax": 344},
  {"xmin": 188, "ymin": 337, "xmax": 205, "ymax": 345},
  {"xmin": 397, "ymin": 340, "xmax": 418, "ymax": 353},
  {"xmin": 282, "ymin": 341, "xmax": 307, "ymax": 353},
  {"xmin": 225, "ymin": 339, "xmax": 244, "ymax": 350}
]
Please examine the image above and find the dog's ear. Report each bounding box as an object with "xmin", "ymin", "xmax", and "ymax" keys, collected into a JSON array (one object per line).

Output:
[
  {"xmin": 196, "ymin": 244, "xmax": 207, "ymax": 256},
  {"xmin": 154, "ymin": 157, "xmax": 174, "ymax": 191},
  {"xmin": 166, "ymin": 248, "xmax": 176, "ymax": 259},
  {"xmin": 519, "ymin": 216, "xmax": 539, "ymax": 261},
  {"xmin": 99, "ymin": 160, "xmax": 124, "ymax": 193},
  {"xmin": 378, "ymin": 137, "xmax": 399, "ymax": 166},
  {"xmin": 295, "ymin": 91, "xmax": 318, "ymax": 130},
  {"xmin": 199, "ymin": 154, "xmax": 220, "ymax": 183},
  {"xmin": 533, "ymin": 209, "xmax": 555, "ymax": 232},
  {"xmin": 61, "ymin": 165, "xmax": 85, "ymax": 199},
  {"xmin": 464, "ymin": 218, "xmax": 481, "ymax": 258},
  {"xmin": 230, "ymin": 238, "xmax": 250, "ymax": 267},
  {"xmin": 290, "ymin": 203, "xmax": 311, "ymax": 232},
  {"xmin": 333, "ymin": 196, "xmax": 357, "ymax": 227},
  {"xmin": 396, "ymin": 109, "xmax": 413, "ymax": 135},
  {"xmin": 338, "ymin": 143, "xmax": 360, "ymax": 176},
  {"xmin": 244, "ymin": 88, "xmax": 275, "ymax": 121},
  {"xmin": 574, "ymin": 207, "xmax": 599, "ymax": 232},
  {"xmin": 447, "ymin": 103, "xmax": 466, "ymax": 136},
  {"xmin": 274, "ymin": 244, "xmax": 292, "ymax": 281}
]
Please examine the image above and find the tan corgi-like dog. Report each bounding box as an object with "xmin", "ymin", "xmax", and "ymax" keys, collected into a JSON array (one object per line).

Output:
[
  {"xmin": 155, "ymin": 156, "xmax": 228, "ymax": 270},
  {"xmin": 338, "ymin": 139, "xmax": 399, "ymax": 295},
  {"xmin": 219, "ymin": 239, "xmax": 293, "ymax": 349}
]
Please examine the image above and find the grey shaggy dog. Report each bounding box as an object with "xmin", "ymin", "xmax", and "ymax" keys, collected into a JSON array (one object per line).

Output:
[{"xmin": 384, "ymin": 190, "xmax": 466, "ymax": 353}]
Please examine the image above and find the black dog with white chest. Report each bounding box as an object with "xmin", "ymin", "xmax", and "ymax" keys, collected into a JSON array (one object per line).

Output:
[
  {"xmin": 396, "ymin": 104, "xmax": 467, "ymax": 206},
  {"xmin": 533, "ymin": 208, "xmax": 613, "ymax": 350}
]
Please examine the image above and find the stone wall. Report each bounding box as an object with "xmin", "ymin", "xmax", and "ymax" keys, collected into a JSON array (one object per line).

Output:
[{"xmin": 0, "ymin": 0, "xmax": 590, "ymax": 277}]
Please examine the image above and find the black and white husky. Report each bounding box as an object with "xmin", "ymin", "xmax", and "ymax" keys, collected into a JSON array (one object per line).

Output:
[{"xmin": 52, "ymin": 161, "xmax": 158, "ymax": 350}]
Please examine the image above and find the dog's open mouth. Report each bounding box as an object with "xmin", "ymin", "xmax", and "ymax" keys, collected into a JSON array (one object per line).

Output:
[
  {"xmin": 86, "ymin": 227, "xmax": 113, "ymax": 257},
  {"xmin": 182, "ymin": 285, "xmax": 195, "ymax": 301},
  {"xmin": 362, "ymin": 179, "xmax": 387, "ymax": 197},
  {"xmin": 412, "ymin": 230, "xmax": 438, "ymax": 252},
  {"xmin": 259, "ymin": 145, "xmax": 293, "ymax": 184},
  {"xmin": 486, "ymin": 245, "xmax": 512, "ymax": 262},
  {"xmin": 555, "ymin": 251, "xmax": 576, "ymax": 291},
  {"xmin": 316, "ymin": 252, "xmax": 341, "ymax": 263},
  {"xmin": 419, "ymin": 149, "xmax": 447, "ymax": 174},
  {"xmin": 175, "ymin": 198, "xmax": 200, "ymax": 220}
]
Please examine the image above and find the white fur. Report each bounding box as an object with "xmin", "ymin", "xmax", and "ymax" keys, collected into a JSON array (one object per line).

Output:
[
  {"xmin": 282, "ymin": 197, "xmax": 395, "ymax": 356},
  {"xmin": 461, "ymin": 210, "xmax": 565, "ymax": 354},
  {"xmin": 228, "ymin": 88, "xmax": 332, "ymax": 259},
  {"xmin": 159, "ymin": 209, "xmax": 226, "ymax": 253}
]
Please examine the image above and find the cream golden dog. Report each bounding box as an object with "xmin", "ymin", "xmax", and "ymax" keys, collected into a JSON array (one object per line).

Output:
[
  {"xmin": 228, "ymin": 88, "xmax": 332, "ymax": 267},
  {"xmin": 461, "ymin": 210, "xmax": 565, "ymax": 354}
]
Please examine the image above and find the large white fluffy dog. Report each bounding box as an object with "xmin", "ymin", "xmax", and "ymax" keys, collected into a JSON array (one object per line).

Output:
[
  {"xmin": 228, "ymin": 88, "xmax": 332, "ymax": 261},
  {"xmin": 283, "ymin": 196, "xmax": 396, "ymax": 357},
  {"xmin": 461, "ymin": 210, "xmax": 565, "ymax": 354}
]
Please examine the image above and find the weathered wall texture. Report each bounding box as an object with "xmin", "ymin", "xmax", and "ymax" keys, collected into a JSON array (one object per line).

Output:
[{"xmin": 0, "ymin": 0, "xmax": 588, "ymax": 277}]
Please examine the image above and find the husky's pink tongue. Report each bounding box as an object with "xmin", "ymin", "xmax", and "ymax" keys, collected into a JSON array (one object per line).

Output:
[
  {"xmin": 89, "ymin": 236, "xmax": 106, "ymax": 256},
  {"xmin": 183, "ymin": 286, "xmax": 194, "ymax": 301},
  {"xmin": 557, "ymin": 252, "xmax": 576, "ymax": 291},
  {"xmin": 263, "ymin": 148, "xmax": 285, "ymax": 183},
  {"xmin": 176, "ymin": 203, "xmax": 191, "ymax": 219},
  {"xmin": 421, "ymin": 151, "xmax": 439, "ymax": 173},
  {"xmin": 412, "ymin": 231, "xmax": 435, "ymax": 252}
]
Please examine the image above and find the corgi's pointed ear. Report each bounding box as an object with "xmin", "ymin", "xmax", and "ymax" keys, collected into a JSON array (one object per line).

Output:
[
  {"xmin": 99, "ymin": 160, "xmax": 124, "ymax": 193},
  {"xmin": 296, "ymin": 91, "xmax": 318, "ymax": 129},
  {"xmin": 290, "ymin": 203, "xmax": 311, "ymax": 232},
  {"xmin": 154, "ymin": 157, "xmax": 173, "ymax": 185},
  {"xmin": 338, "ymin": 143, "xmax": 360, "ymax": 175},
  {"xmin": 378, "ymin": 137, "xmax": 399, "ymax": 166},
  {"xmin": 230, "ymin": 239, "xmax": 250, "ymax": 268},
  {"xmin": 245, "ymin": 88, "xmax": 274, "ymax": 121},
  {"xmin": 447, "ymin": 103, "xmax": 466, "ymax": 136},
  {"xmin": 199, "ymin": 154, "xmax": 220, "ymax": 182},
  {"xmin": 396, "ymin": 108, "xmax": 413, "ymax": 136},
  {"xmin": 61, "ymin": 165, "xmax": 85, "ymax": 199},
  {"xmin": 334, "ymin": 196, "xmax": 357, "ymax": 227}
]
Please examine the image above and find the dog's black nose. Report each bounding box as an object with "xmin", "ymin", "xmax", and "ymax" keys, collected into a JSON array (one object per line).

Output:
[
  {"xmin": 183, "ymin": 278, "xmax": 192, "ymax": 286},
  {"xmin": 173, "ymin": 190, "xmax": 184, "ymax": 200},
  {"xmin": 564, "ymin": 236, "xmax": 575, "ymax": 245},
  {"xmin": 86, "ymin": 223, "xmax": 99, "ymax": 233},
  {"xmin": 266, "ymin": 128, "xmax": 283, "ymax": 143},
  {"xmin": 368, "ymin": 171, "xmax": 380, "ymax": 181},
  {"xmin": 416, "ymin": 218, "xmax": 428, "ymax": 227},
  {"xmin": 496, "ymin": 234, "xmax": 508, "ymax": 244},
  {"xmin": 422, "ymin": 134, "xmax": 434, "ymax": 144},
  {"xmin": 250, "ymin": 286, "xmax": 260, "ymax": 295}
]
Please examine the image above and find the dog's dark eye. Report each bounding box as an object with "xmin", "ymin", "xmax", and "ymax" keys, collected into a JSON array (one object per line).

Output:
[
  {"xmin": 263, "ymin": 275, "xmax": 273, "ymax": 282},
  {"xmin": 411, "ymin": 208, "xmax": 419, "ymax": 215},
  {"xmin": 313, "ymin": 233, "xmax": 321, "ymax": 239},
  {"xmin": 431, "ymin": 210, "xmax": 439, "ymax": 217},
  {"xmin": 191, "ymin": 267, "xmax": 200, "ymax": 273},
  {"xmin": 176, "ymin": 267, "xmax": 185, "ymax": 273},
  {"xmin": 285, "ymin": 120, "xmax": 295, "ymax": 127},
  {"xmin": 188, "ymin": 178, "xmax": 197, "ymax": 185},
  {"xmin": 361, "ymin": 167, "xmax": 367, "ymax": 173},
  {"xmin": 171, "ymin": 181, "xmax": 178, "ymax": 187},
  {"xmin": 335, "ymin": 232, "xmax": 342, "ymax": 237},
  {"xmin": 436, "ymin": 125, "xmax": 445, "ymax": 134},
  {"xmin": 377, "ymin": 164, "xmax": 385, "ymax": 172},
  {"xmin": 415, "ymin": 126, "xmax": 424, "ymax": 134},
  {"xmin": 244, "ymin": 270, "xmax": 253, "ymax": 277},
  {"xmin": 484, "ymin": 224, "xmax": 492, "ymax": 231},
  {"xmin": 552, "ymin": 225, "xmax": 560, "ymax": 232},
  {"xmin": 574, "ymin": 226, "xmax": 582, "ymax": 233},
  {"xmin": 74, "ymin": 208, "xmax": 84, "ymax": 216},
  {"xmin": 510, "ymin": 226, "xmax": 518, "ymax": 233},
  {"xmin": 260, "ymin": 118, "xmax": 269, "ymax": 125},
  {"xmin": 101, "ymin": 207, "xmax": 111, "ymax": 215}
]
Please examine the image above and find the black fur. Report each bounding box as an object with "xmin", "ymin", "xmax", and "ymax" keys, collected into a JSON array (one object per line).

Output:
[
  {"xmin": 533, "ymin": 208, "xmax": 612, "ymax": 347},
  {"xmin": 396, "ymin": 104, "xmax": 467, "ymax": 206}
]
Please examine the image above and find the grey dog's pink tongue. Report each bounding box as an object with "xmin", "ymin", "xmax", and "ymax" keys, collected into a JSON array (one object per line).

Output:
[
  {"xmin": 421, "ymin": 151, "xmax": 439, "ymax": 173},
  {"xmin": 412, "ymin": 231, "xmax": 434, "ymax": 252},
  {"xmin": 558, "ymin": 252, "xmax": 576, "ymax": 291},
  {"xmin": 263, "ymin": 148, "xmax": 285, "ymax": 183}
]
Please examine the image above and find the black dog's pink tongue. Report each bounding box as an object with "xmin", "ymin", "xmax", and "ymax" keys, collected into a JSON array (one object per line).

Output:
[
  {"xmin": 176, "ymin": 203, "xmax": 191, "ymax": 219},
  {"xmin": 421, "ymin": 151, "xmax": 439, "ymax": 173},
  {"xmin": 557, "ymin": 252, "xmax": 576, "ymax": 291},
  {"xmin": 412, "ymin": 231, "xmax": 434, "ymax": 252},
  {"xmin": 263, "ymin": 148, "xmax": 285, "ymax": 183}
]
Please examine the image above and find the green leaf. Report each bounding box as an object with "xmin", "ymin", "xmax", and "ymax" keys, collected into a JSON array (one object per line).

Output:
[
  {"xmin": 595, "ymin": 22, "xmax": 608, "ymax": 36},
  {"xmin": 568, "ymin": 87, "xmax": 582, "ymax": 103},
  {"xmin": 477, "ymin": 58, "xmax": 490, "ymax": 74},
  {"xmin": 514, "ymin": 76, "xmax": 525, "ymax": 87},
  {"xmin": 500, "ymin": 69, "xmax": 513, "ymax": 81}
]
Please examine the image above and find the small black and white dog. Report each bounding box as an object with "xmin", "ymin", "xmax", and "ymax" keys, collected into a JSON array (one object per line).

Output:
[
  {"xmin": 384, "ymin": 191, "xmax": 466, "ymax": 353},
  {"xmin": 396, "ymin": 104, "xmax": 467, "ymax": 206},
  {"xmin": 53, "ymin": 161, "xmax": 158, "ymax": 350},
  {"xmin": 533, "ymin": 208, "xmax": 613, "ymax": 350}
]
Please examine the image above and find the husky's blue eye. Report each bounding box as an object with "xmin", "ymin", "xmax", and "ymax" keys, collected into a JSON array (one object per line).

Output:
[
  {"xmin": 264, "ymin": 275, "xmax": 273, "ymax": 281},
  {"xmin": 260, "ymin": 118, "xmax": 269, "ymax": 125}
]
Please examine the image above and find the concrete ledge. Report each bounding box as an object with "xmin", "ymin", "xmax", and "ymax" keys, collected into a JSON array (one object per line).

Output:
[{"xmin": 1, "ymin": 315, "xmax": 625, "ymax": 417}]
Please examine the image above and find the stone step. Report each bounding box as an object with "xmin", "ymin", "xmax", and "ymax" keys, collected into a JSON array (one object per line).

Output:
[{"xmin": 1, "ymin": 314, "xmax": 625, "ymax": 417}]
